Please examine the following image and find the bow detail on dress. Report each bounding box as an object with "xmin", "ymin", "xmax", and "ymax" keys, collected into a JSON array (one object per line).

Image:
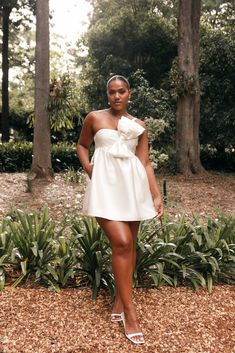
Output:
[
  {"xmin": 109, "ymin": 140, "xmax": 134, "ymax": 158},
  {"xmin": 118, "ymin": 116, "xmax": 145, "ymax": 140},
  {"xmin": 109, "ymin": 116, "xmax": 145, "ymax": 158}
]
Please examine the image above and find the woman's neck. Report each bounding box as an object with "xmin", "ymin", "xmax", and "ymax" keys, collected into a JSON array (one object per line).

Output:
[{"xmin": 109, "ymin": 108, "xmax": 128, "ymax": 118}]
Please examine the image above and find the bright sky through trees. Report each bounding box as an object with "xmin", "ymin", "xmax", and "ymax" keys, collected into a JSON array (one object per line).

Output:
[{"xmin": 50, "ymin": 0, "xmax": 92, "ymax": 45}]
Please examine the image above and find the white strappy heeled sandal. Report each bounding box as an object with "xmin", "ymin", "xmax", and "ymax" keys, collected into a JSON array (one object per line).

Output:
[
  {"xmin": 111, "ymin": 312, "xmax": 124, "ymax": 323},
  {"xmin": 121, "ymin": 312, "xmax": 145, "ymax": 345}
]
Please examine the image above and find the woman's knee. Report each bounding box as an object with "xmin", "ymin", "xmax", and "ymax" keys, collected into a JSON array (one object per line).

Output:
[
  {"xmin": 112, "ymin": 235, "xmax": 133, "ymax": 256},
  {"xmin": 96, "ymin": 218, "xmax": 133, "ymax": 256}
]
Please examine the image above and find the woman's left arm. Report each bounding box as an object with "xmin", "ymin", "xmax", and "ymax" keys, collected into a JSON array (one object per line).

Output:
[{"xmin": 135, "ymin": 121, "xmax": 164, "ymax": 218}]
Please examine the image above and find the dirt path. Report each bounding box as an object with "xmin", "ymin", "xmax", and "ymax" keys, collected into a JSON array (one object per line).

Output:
[{"xmin": 0, "ymin": 171, "xmax": 234, "ymax": 220}]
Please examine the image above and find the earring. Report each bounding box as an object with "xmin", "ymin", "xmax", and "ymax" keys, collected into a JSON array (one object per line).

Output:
[{"xmin": 108, "ymin": 102, "xmax": 110, "ymax": 105}]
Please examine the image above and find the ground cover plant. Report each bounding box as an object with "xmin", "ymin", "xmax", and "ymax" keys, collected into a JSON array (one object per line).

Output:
[
  {"xmin": 1, "ymin": 207, "xmax": 234, "ymax": 298},
  {"xmin": 0, "ymin": 172, "xmax": 234, "ymax": 353}
]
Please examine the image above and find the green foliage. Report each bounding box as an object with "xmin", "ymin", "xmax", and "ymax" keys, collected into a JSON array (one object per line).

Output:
[
  {"xmin": 8, "ymin": 208, "xmax": 57, "ymax": 287},
  {"xmin": 0, "ymin": 142, "xmax": 33, "ymax": 172},
  {"xmin": 170, "ymin": 62, "xmax": 200, "ymax": 97},
  {"xmin": 10, "ymin": 110, "xmax": 33, "ymax": 141},
  {"xmin": 39, "ymin": 235, "xmax": 78, "ymax": 292},
  {"xmin": 63, "ymin": 167, "xmax": 87, "ymax": 184},
  {"xmin": 51, "ymin": 143, "xmax": 81, "ymax": 172},
  {"xmin": 129, "ymin": 70, "xmax": 175, "ymax": 124},
  {"xmin": 200, "ymin": 29, "xmax": 235, "ymax": 152},
  {"xmin": 1, "ymin": 208, "xmax": 79, "ymax": 291},
  {"xmin": 168, "ymin": 27, "xmax": 235, "ymax": 167},
  {"xmin": 27, "ymin": 74, "xmax": 82, "ymax": 132},
  {"xmin": 1, "ymin": 0, "xmax": 36, "ymax": 115},
  {"xmin": 47, "ymin": 74, "xmax": 82, "ymax": 131},
  {"xmin": 201, "ymin": 146, "xmax": 235, "ymax": 172},
  {"xmin": 9, "ymin": 109, "xmax": 83, "ymax": 143},
  {"xmin": 148, "ymin": 147, "xmax": 171, "ymax": 172},
  {"xmin": 155, "ymin": 214, "xmax": 235, "ymax": 291},
  {"xmin": 0, "ymin": 142, "xmax": 81, "ymax": 172},
  {"xmin": 78, "ymin": 8, "xmax": 176, "ymax": 110},
  {"xmin": 0, "ymin": 219, "xmax": 13, "ymax": 290},
  {"xmin": 0, "ymin": 208, "xmax": 234, "ymax": 295},
  {"xmin": 8, "ymin": 29, "xmax": 35, "ymax": 112},
  {"xmin": 71, "ymin": 217, "xmax": 114, "ymax": 300},
  {"xmin": 134, "ymin": 221, "xmax": 175, "ymax": 288},
  {"xmin": 201, "ymin": 0, "xmax": 235, "ymax": 33}
]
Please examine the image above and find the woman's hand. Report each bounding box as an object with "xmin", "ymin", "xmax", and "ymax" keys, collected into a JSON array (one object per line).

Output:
[
  {"xmin": 86, "ymin": 164, "xmax": 93, "ymax": 179},
  {"xmin": 153, "ymin": 195, "xmax": 164, "ymax": 218}
]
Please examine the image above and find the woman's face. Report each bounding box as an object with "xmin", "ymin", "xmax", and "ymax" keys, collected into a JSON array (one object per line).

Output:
[{"xmin": 107, "ymin": 79, "xmax": 130, "ymax": 111}]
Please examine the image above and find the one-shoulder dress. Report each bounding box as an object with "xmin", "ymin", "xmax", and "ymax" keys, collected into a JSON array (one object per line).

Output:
[{"xmin": 82, "ymin": 116, "xmax": 157, "ymax": 221}]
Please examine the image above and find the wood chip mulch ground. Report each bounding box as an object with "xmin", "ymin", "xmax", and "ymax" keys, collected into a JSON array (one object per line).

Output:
[
  {"xmin": 0, "ymin": 286, "xmax": 234, "ymax": 353},
  {"xmin": 0, "ymin": 172, "xmax": 235, "ymax": 353}
]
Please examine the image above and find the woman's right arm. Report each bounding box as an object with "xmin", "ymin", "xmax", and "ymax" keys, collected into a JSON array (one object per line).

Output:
[{"xmin": 77, "ymin": 113, "xmax": 94, "ymax": 179}]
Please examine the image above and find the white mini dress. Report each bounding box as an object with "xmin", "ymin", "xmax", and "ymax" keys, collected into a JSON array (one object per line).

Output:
[{"xmin": 82, "ymin": 116, "xmax": 157, "ymax": 221}]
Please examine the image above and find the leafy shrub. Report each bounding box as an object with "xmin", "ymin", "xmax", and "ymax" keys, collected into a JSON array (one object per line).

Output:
[
  {"xmin": 47, "ymin": 74, "xmax": 82, "ymax": 132},
  {"xmin": 0, "ymin": 209, "xmax": 234, "ymax": 296},
  {"xmin": 0, "ymin": 142, "xmax": 81, "ymax": 172},
  {"xmin": 0, "ymin": 219, "xmax": 13, "ymax": 290},
  {"xmin": 39, "ymin": 235, "xmax": 78, "ymax": 292},
  {"xmin": 51, "ymin": 143, "xmax": 81, "ymax": 172},
  {"xmin": 134, "ymin": 221, "xmax": 175, "ymax": 288},
  {"xmin": 10, "ymin": 110, "xmax": 33, "ymax": 141},
  {"xmin": 71, "ymin": 217, "xmax": 114, "ymax": 299},
  {"xmin": 201, "ymin": 146, "xmax": 235, "ymax": 172},
  {"xmin": 9, "ymin": 208, "xmax": 57, "ymax": 287},
  {"xmin": 200, "ymin": 29, "xmax": 235, "ymax": 152},
  {"xmin": 5, "ymin": 208, "xmax": 80, "ymax": 292},
  {"xmin": 63, "ymin": 167, "xmax": 86, "ymax": 184},
  {"xmin": 0, "ymin": 142, "xmax": 33, "ymax": 172},
  {"xmin": 148, "ymin": 147, "xmax": 170, "ymax": 172},
  {"xmin": 155, "ymin": 214, "xmax": 235, "ymax": 291}
]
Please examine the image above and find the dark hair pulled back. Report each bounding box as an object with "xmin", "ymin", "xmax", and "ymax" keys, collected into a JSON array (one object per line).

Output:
[{"xmin": 106, "ymin": 75, "xmax": 130, "ymax": 90}]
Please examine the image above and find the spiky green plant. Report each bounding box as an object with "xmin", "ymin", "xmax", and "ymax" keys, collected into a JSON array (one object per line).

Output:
[
  {"xmin": 135, "ymin": 220, "xmax": 175, "ymax": 287},
  {"xmin": 71, "ymin": 217, "xmax": 114, "ymax": 299},
  {"xmin": 9, "ymin": 208, "xmax": 57, "ymax": 287},
  {"xmin": 39, "ymin": 235, "xmax": 78, "ymax": 292},
  {"xmin": 0, "ymin": 219, "xmax": 13, "ymax": 290},
  {"xmin": 63, "ymin": 167, "xmax": 86, "ymax": 184},
  {"xmin": 135, "ymin": 214, "xmax": 235, "ymax": 292},
  {"xmin": 0, "ymin": 208, "xmax": 234, "ymax": 295}
]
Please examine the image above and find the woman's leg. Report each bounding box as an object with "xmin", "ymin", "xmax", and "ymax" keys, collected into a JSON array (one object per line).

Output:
[
  {"xmin": 96, "ymin": 217, "xmax": 142, "ymax": 338},
  {"xmin": 112, "ymin": 221, "xmax": 140, "ymax": 314},
  {"xmin": 129, "ymin": 221, "xmax": 140, "ymax": 273}
]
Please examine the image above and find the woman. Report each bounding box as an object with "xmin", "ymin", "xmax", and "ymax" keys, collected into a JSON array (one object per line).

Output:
[{"xmin": 77, "ymin": 75, "xmax": 163, "ymax": 344}]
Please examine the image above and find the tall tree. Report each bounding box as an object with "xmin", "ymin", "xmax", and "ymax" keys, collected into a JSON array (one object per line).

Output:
[
  {"xmin": 30, "ymin": 0, "xmax": 52, "ymax": 179},
  {"xmin": 0, "ymin": 0, "xmax": 16, "ymax": 142},
  {"xmin": 176, "ymin": 0, "xmax": 204, "ymax": 175},
  {"xmin": 0, "ymin": 0, "xmax": 35, "ymax": 142}
]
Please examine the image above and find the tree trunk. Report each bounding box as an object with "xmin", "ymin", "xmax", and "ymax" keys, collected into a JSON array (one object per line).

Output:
[
  {"xmin": 1, "ymin": 5, "xmax": 11, "ymax": 142},
  {"xmin": 176, "ymin": 0, "xmax": 204, "ymax": 175},
  {"xmin": 30, "ymin": 0, "xmax": 53, "ymax": 179}
]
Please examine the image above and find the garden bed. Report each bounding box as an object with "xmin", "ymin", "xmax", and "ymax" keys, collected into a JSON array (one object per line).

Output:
[{"xmin": 0, "ymin": 171, "xmax": 234, "ymax": 353}]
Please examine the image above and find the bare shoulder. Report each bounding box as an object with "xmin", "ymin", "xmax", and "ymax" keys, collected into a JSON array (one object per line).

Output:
[
  {"xmin": 83, "ymin": 111, "xmax": 94, "ymax": 123},
  {"xmin": 133, "ymin": 117, "xmax": 146, "ymax": 128},
  {"xmin": 83, "ymin": 109, "xmax": 105, "ymax": 126},
  {"xmin": 85, "ymin": 109, "xmax": 109, "ymax": 123},
  {"xmin": 95, "ymin": 109, "xmax": 110, "ymax": 116}
]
